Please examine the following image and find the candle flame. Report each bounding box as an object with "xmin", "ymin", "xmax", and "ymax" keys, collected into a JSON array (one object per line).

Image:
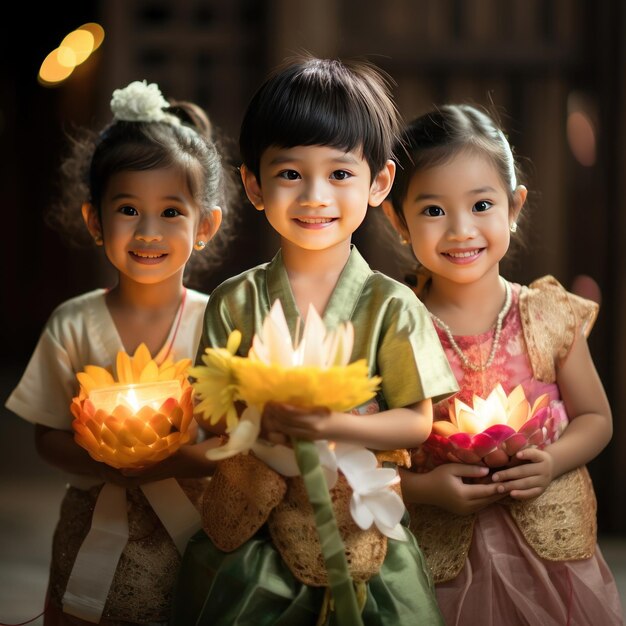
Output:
[
  {"xmin": 71, "ymin": 345, "xmax": 194, "ymax": 469},
  {"xmin": 89, "ymin": 380, "xmax": 182, "ymax": 415},
  {"xmin": 118, "ymin": 387, "xmax": 141, "ymax": 412},
  {"xmin": 448, "ymin": 384, "xmax": 548, "ymax": 435}
]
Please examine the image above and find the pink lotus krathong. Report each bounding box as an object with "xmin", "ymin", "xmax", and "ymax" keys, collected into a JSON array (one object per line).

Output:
[{"xmin": 415, "ymin": 384, "xmax": 564, "ymax": 470}]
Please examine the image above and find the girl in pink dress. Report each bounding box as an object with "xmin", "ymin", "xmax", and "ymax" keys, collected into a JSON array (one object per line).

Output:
[{"xmin": 382, "ymin": 104, "xmax": 623, "ymax": 625}]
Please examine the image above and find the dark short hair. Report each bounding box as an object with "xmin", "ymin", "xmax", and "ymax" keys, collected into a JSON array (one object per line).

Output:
[{"xmin": 239, "ymin": 54, "xmax": 401, "ymax": 180}]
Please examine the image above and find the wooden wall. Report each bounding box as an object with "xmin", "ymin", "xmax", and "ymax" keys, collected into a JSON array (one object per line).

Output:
[{"xmin": 5, "ymin": 0, "xmax": 622, "ymax": 532}]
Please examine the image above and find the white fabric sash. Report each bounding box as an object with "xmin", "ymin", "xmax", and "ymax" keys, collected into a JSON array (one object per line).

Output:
[{"xmin": 62, "ymin": 478, "xmax": 201, "ymax": 622}]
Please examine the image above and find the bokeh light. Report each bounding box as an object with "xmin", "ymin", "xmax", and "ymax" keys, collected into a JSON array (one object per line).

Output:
[
  {"xmin": 38, "ymin": 22, "xmax": 104, "ymax": 87},
  {"xmin": 566, "ymin": 93, "xmax": 597, "ymax": 167},
  {"xmin": 59, "ymin": 29, "xmax": 95, "ymax": 65},
  {"xmin": 77, "ymin": 23, "xmax": 104, "ymax": 51},
  {"xmin": 38, "ymin": 49, "xmax": 75, "ymax": 85}
]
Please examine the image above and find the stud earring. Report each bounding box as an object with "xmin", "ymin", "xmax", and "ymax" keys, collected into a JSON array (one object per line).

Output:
[
  {"xmin": 194, "ymin": 240, "xmax": 206, "ymax": 250},
  {"xmin": 510, "ymin": 222, "xmax": 518, "ymax": 233},
  {"xmin": 401, "ymin": 237, "xmax": 410, "ymax": 245},
  {"xmin": 94, "ymin": 235, "xmax": 103, "ymax": 245}
]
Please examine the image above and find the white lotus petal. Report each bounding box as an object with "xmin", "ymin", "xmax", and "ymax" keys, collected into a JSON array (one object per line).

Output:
[
  {"xmin": 265, "ymin": 317, "xmax": 295, "ymax": 366},
  {"xmin": 251, "ymin": 439, "xmax": 339, "ymax": 486},
  {"xmin": 375, "ymin": 521, "xmax": 406, "ymax": 541},
  {"xmin": 335, "ymin": 323, "xmax": 354, "ymax": 367},
  {"xmin": 251, "ymin": 441, "xmax": 300, "ymax": 476},
  {"xmin": 361, "ymin": 489, "xmax": 405, "ymax": 527},
  {"xmin": 299, "ymin": 304, "xmax": 327, "ymax": 366},
  {"xmin": 251, "ymin": 300, "xmax": 295, "ymax": 366},
  {"xmin": 323, "ymin": 322, "xmax": 354, "ymax": 368},
  {"xmin": 349, "ymin": 493, "xmax": 374, "ymax": 530},
  {"xmin": 451, "ymin": 398, "xmax": 474, "ymax": 428},
  {"xmin": 268, "ymin": 299, "xmax": 293, "ymax": 337},
  {"xmin": 334, "ymin": 443, "xmax": 378, "ymax": 480},
  {"xmin": 315, "ymin": 441, "xmax": 338, "ymax": 488},
  {"xmin": 356, "ymin": 468, "xmax": 400, "ymax": 495},
  {"xmin": 205, "ymin": 407, "xmax": 260, "ymax": 460},
  {"xmin": 322, "ymin": 334, "xmax": 336, "ymax": 369},
  {"xmin": 507, "ymin": 384, "xmax": 526, "ymax": 410},
  {"xmin": 492, "ymin": 383, "xmax": 508, "ymax": 405},
  {"xmin": 248, "ymin": 299, "xmax": 357, "ymax": 372},
  {"xmin": 349, "ymin": 489, "xmax": 407, "ymax": 540},
  {"xmin": 454, "ymin": 408, "xmax": 478, "ymax": 434},
  {"xmin": 482, "ymin": 391, "xmax": 507, "ymax": 426}
]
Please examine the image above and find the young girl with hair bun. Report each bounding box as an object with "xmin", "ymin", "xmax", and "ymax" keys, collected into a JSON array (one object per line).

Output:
[
  {"xmin": 6, "ymin": 79, "xmax": 233, "ymax": 625},
  {"xmin": 383, "ymin": 103, "xmax": 623, "ymax": 626}
]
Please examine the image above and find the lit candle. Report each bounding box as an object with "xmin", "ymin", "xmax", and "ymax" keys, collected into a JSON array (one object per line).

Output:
[
  {"xmin": 414, "ymin": 384, "xmax": 566, "ymax": 470},
  {"xmin": 71, "ymin": 345, "xmax": 194, "ymax": 469},
  {"xmin": 89, "ymin": 380, "xmax": 182, "ymax": 415}
]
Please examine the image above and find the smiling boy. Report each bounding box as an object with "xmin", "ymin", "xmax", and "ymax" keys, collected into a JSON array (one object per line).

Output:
[{"xmin": 172, "ymin": 55, "xmax": 458, "ymax": 625}]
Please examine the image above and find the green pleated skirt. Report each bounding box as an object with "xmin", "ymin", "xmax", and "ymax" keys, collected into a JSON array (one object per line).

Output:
[{"xmin": 170, "ymin": 524, "xmax": 443, "ymax": 626}]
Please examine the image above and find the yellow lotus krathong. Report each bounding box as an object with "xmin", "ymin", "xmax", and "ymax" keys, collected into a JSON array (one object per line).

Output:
[
  {"xmin": 70, "ymin": 343, "xmax": 194, "ymax": 469},
  {"xmin": 417, "ymin": 384, "xmax": 558, "ymax": 469},
  {"xmin": 191, "ymin": 299, "xmax": 381, "ymax": 456}
]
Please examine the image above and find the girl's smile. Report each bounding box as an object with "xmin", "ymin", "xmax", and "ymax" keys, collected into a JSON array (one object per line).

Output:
[
  {"xmin": 97, "ymin": 167, "xmax": 203, "ymax": 286},
  {"xmin": 397, "ymin": 151, "xmax": 515, "ymax": 287},
  {"xmin": 129, "ymin": 249, "xmax": 169, "ymax": 264},
  {"xmin": 441, "ymin": 248, "xmax": 485, "ymax": 264}
]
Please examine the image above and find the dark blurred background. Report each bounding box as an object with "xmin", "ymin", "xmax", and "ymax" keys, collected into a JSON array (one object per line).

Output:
[{"xmin": 1, "ymin": 0, "xmax": 625, "ymax": 621}]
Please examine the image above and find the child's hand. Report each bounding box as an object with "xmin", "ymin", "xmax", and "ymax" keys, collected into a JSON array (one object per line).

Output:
[
  {"xmin": 97, "ymin": 464, "xmax": 148, "ymax": 488},
  {"xmin": 117, "ymin": 437, "xmax": 222, "ymax": 483},
  {"xmin": 400, "ymin": 464, "xmax": 504, "ymax": 515},
  {"xmin": 118, "ymin": 463, "xmax": 175, "ymax": 485},
  {"xmin": 261, "ymin": 401, "xmax": 331, "ymax": 443},
  {"xmin": 491, "ymin": 448, "xmax": 554, "ymax": 499}
]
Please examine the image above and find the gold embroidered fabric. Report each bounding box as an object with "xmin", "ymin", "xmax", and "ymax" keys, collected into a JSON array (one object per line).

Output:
[
  {"xmin": 407, "ymin": 503, "xmax": 475, "ymax": 583},
  {"xmin": 376, "ymin": 448, "xmax": 411, "ymax": 468},
  {"xmin": 50, "ymin": 479, "xmax": 205, "ymax": 623},
  {"xmin": 519, "ymin": 275, "xmax": 598, "ymax": 383},
  {"xmin": 269, "ymin": 474, "xmax": 387, "ymax": 586},
  {"xmin": 508, "ymin": 466, "xmax": 597, "ymax": 560},
  {"xmin": 202, "ymin": 453, "xmax": 287, "ymax": 552},
  {"xmin": 201, "ymin": 448, "xmax": 401, "ymax": 585},
  {"xmin": 410, "ymin": 467, "xmax": 597, "ymax": 583}
]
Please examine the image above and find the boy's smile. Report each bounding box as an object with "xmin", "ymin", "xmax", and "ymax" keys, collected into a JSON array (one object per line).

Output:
[
  {"xmin": 243, "ymin": 144, "xmax": 392, "ymax": 254},
  {"xmin": 295, "ymin": 216, "xmax": 337, "ymax": 228}
]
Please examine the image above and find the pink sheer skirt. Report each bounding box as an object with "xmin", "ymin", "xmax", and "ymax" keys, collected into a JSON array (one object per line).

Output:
[{"xmin": 436, "ymin": 505, "xmax": 624, "ymax": 626}]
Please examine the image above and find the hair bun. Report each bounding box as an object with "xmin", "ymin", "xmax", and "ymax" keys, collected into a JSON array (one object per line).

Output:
[{"xmin": 110, "ymin": 79, "xmax": 180, "ymax": 125}]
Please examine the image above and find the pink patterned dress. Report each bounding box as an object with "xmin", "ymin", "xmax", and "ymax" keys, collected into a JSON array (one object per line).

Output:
[{"xmin": 421, "ymin": 279, "xmax": 623, "ymax": 626}]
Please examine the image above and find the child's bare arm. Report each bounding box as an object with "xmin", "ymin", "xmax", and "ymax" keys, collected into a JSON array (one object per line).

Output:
[
  {"xmin": 35, "ymin": 424, "xmax": 220, "ymax": 486},
  {"xmin": 121, "ymin": 438, "xmax": 221, "ymax": 481},
  {"xmin": 35, "ymin": 424, "xmax": 140, "ymax": 486},
  {"xmin": 261, "ymin": 399, "xmax": 434, "ymax": 450}
]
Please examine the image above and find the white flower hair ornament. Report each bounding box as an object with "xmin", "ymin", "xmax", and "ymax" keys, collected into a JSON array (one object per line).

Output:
[{"xmin": 110, "ymin": 79, "xmax": 180, "ymax": 125}]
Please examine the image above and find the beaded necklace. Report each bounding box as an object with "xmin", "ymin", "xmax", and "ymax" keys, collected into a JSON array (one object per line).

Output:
[{"xmin": 429, "ymin": 279, "xmax": 512, "ymax": 372}]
